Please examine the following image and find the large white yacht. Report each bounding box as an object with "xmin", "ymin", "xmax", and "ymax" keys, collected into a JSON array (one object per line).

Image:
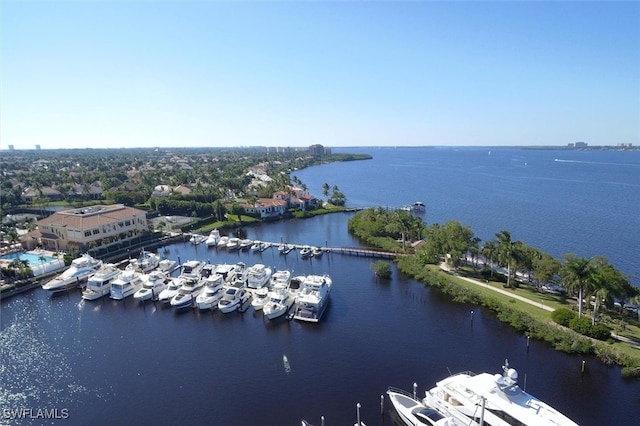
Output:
[
  {"xmin": 245, "ymin": 263, "xmax": 272, "ymax": 289},
  {"xmin": 387, "ymin": 387, "xmax": 457, "ymax": 426},
  {"xmin": 292, "ymin": 274, "xmax": 332, "ymax": 322},
  {"xmin": 170, "ymin": 277, "xmax": 204, "ymax": 310},
  {"xmin": 195, "ymin": 274, "xmax": 225, "ymax": 310},
  {"xmin": 263, "ymin": 281, "xmax": 294, "ymax": 320},
  {"xmin": 218, "ymin": 281, "xmax": 249, "ymax": 313},
  {"xmin": 157, "ymin": 277, "xmax": 184, "ymax": 304},
  {"xmin": 205, "ymin": 229, "xmax": 221, "ymax": 247},
  {"xmin": 42, "ymin": 254, "xmax": 102, "ymax": 294},
  {"xmin": 179, "ymin": 260, "xmax": 205, "ymax": 280},
  {"xmin": 133, "ymin": 270, "xmax": 169, "ymax": 302},
  {"xmin": 423, "ymin": 360, "xmax": 579, "ymax": 426},
  {"xmin": 82, "ymin": 263, "xmax": 121, "ymax": 300},
  {"xmin": 110, "ymin": 269, "xmax": 145, "ymax": 300},
  {"xmin": 128, "ymin": 250, "xmax": 160, "ymax": 273}
]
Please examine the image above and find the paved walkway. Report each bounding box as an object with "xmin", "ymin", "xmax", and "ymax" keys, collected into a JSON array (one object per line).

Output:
[{"xmin": 439, "ymin": 263, "xmax": 555, "ymax": 312}]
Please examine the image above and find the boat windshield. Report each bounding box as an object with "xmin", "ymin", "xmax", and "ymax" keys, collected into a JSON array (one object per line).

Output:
[{"xmin": 414, "ymin": 408, "xmax": 445, "ymax": 424}]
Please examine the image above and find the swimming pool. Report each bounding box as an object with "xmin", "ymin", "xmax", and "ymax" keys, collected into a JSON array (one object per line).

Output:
[
  {"xmin": 0, "ymin": 251, "xmax": 57, "ymax": 264},
  {"xmin": 0, "ymin": 251, "xmax": 66, "ymax": 277}
]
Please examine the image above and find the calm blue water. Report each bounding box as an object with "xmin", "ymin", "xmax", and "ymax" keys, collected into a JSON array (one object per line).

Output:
[
  {"xmin": 294, "ymin": 147, "xmax": 640, "ymax": 285},
  {"xmin": 1, "ymin": 148, "xmax": 639, "ymax": 426}
]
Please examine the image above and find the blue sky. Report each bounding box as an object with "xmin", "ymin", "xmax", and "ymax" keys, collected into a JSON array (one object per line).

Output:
[{"xmin": 2, "ymin": 1, "xmax": 639, "ymax": 149}]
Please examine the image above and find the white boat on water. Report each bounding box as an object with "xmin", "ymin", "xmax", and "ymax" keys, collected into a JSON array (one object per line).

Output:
[
  {"xmin": 179, "ymin": 260, "xmax": 205, "ymax": 280},
  {"xmin": 133, "ymin": 270, "xmax": 169, "ymax": 302},
  {"xmin": 170, "ymin": 277, "xmax": 205, "ymax": 310},
  {"xmin": 218, "ymin": 282, "xmax": 250, "ymax": 313},
  {"xmin": 226, "ymin": 237, "xmax": 241, "ymax": 251},
  {"xmin": 157, "ymin": 277, "xmax": 184, "ymax": 304},
  {"xmin": 195, "ymin": 274, "xmax": 225, "ymax": 310},
  {"xmin": 217, "ymin": 235, "xmax": 230, "ymax": 249},
  {"xmin": 42, "ymin": 254, "xmax": 102, "ymax": 294},
  {"xmin": 311, "ymin": 246, "xmax": 323, "ymax": 257},
  {"xmin": 129, "ymin": 250, "xmax": 160, "ymax": 273},
  {"xmin": 250, "ymin": 241, "xmax": 262, "ymax": 252},
  {"xmin": 387, "ymin": 387, "xmax": 457, "ymax": 426},
  {"xmin": 250, "ymin": 286, "xmax": 270, "ymax": 311},
  {"xmin": 240, "ymin": 239, "xmax": 253, "ymax": 250},
  {"xmin": 110, "ymin": 269, "xmax": 145, "ymax": 300},
  {"xmin": 263, "ymin": 282, "xmax": 294, "ymax": 320},
  {"xmin": 423, "ymin": 359, "xmax": 579, "ymax": 426},
  {"xmin": 82, "ymin": 263, "xmax": 121, "ymax": 300},
  {"xmin": 189, "ymin": 233, "xmax": 206, "ymax": 245},
  {"xmin": 299, "ymin": 245, "xmax": 312, "ymax": 258},
  {"xmin": 158, "ymin": 258, "xmax": 178, "ymax": 273},
  {"xmin": 292, "ymin": 274, "xmax": 332, "ymax": 322},
  {"xmin": 205, "ymin": 229, "xmax": 221, "ymax": 247},
  {"xmin": 246, "ymin": 263, "xmax": 272, "ymax": 289}
]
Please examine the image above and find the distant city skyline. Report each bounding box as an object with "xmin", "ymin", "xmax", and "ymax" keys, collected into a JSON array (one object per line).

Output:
[{"xmin": 2, "ymin": 1, "xmax": 639, "ymax": 150}]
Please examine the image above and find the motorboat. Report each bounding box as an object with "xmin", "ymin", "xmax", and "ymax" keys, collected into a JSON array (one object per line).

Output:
[
  {"xmin": 277, "ymin": 243, "xmax": 286, "ymax": 253},
  {"xmin": 250, "ymin": 286, "xmax": 270, "ymax": 311},
  {"xmin": 263, "ymin": 283, "xmax": 294, "ymax": 320},
  {"xmin": 128, "ymin": 250, "xmax": 160, "ymax": 273},
  {"xmin": 199, "ymin": 263, "xmax": 217, "ymax": 280},
  {"xmin": 240, "ymin": 239, "xmax": 253, "ymax": 250},
  {"xmin": 250, "ymin": 241, "xmax": 262, "ymax": 252},
  {"xmin": 246, "ymin": 263, "xmax": 272, "ymax": 289},
  {"xmin": 387, "ymin": 387, "xmax": 457, "ymax": 426},
  {"xmin": 110, "ymin": 269, "xmax": 145, "ymax": 300},
  {"xmin": 82, "ymin": 263, "xmax": 121, "ymax": 300},
  {"xmin": 189, "ymin": 233, "xmax": 206, "ymax": 245},
  {"xmin": 205, "ymin": 229, "xmax": 221, "ymax": 247},
  {"xmin": 270, "ymin": 269, "xmax": 291, "ymax": 288},
  {"xmin": 158, "ymin": 258, "xmax": 178, "ymax": 273},
  {"xmin": 299, "ymin": 245, "xmax": 312, "ymax": 258},
  {"xmin": 170, "ymin": 277, "xmax": 205, "ymax": 309},
  {"xmin": 157, "ymin": 277, "xmax": 184, "ymax": 304},
  {"xmin": 214, "ymin": 263, "xmax": 240, "ymax": 283},
  {"xmin": 226, "ymin": 237, "xmax": 241, "ymax": 251},
  {"xmin": 292, "ymin": 274, "xmax": 332, "ymax": 322},
  {"xmin": 423, "ymin": 359, "xmax": 579, "ymax": 426},
  {"xmin": 259, "ymin": 242, "xmax": 271, "ymax": 252},
  {"xmin": 279, "ymin": 244, "xmax": 294, "ymax": 255},
  {"xmin": 179, "ymin": 260, "xmax": 205, "ymax": 280},
  {"xmin": 218, "ymin": 282, "xmax": 250, "ymax": 313},
  {"xmin": 217, "ymin": 235, "xmax": 230, "ymax": 249},
  {"xmin": 42, "ymin": 254, "xmax": 103, "ymax": 294},
  {"xmin": 195, "ymin": 274, "xmax": 225, "ymax": 310},
  {"xmin": 133, "ymin": 270, "xmax": 169, "ymax": 302},
  {"xmin": 311, "ymin": 247, "xmax": 324, "ymax": 257}
]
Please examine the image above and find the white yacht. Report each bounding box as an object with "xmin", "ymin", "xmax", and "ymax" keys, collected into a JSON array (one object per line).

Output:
[
  {"xmin": 179, "ymin": 260, "xmax": 205, "ymax": 280},
  {"xmin": 250, "ymin": 240, "xmax": 262, "ymax": 252},
  {"xmin": 157, "ymin": 277, "xmax": 185, "ymax": 304},
  {"xmin": 387, "ymin": 387, "xmax": 457, "ymax": 426},
  {"xmin": 250, "ymin": 286, "xmax": 270, "ymax": 311},
  {"xmin": 133, "ymin": 270, "xmax": 169, "ymax": 302},
  {"xmin": 158, "ymin": 258, "xmax": 178, "ymax": 273},
  {"xmin": 270, "ymin": 269, "xmax": 291, "ymax": 288},
  {"xmin": 240, "ymin": 239, "xmax": 253, "ymax": 250},
  {"xmin": 128, "ymin": 250, "xmax": 160, "ymax": 273},
  {"xmin": 246, "ymin": 263, "xmax": 272, "ymax": 289},
  {"xmin": 263, "ymin": 282, "xmax": 294, "ymax": 320},
  {"xmin": 82, "ymin": 263, "xmax": 121, "ymax": 300},
  {"xmin": 42, "ymin": 254, "xmax": 102, "ymax": 294},
  {"xmin": 217, "ymin": 235, "xmax": 230, "ymax": 249},
  {"xmin": 110, "ymin": 269, "xmax": 145, "ymax": 300},
  {"xmin": 195, "ymin": 274, "xmax": 225, "ymax": 310},
  {"xmin": 423, "ymin": 360, "xmax": 579, "ymax": 426},
  {"xmin": 189, "ymin": 233, "xmax": 206, "ymax": 245},
  {"xmin": 226, "ymin": 237, "xmax": 241, "ymax": 251},
  {"xmin": 292, "ymin": 274, "xmax": 332, "ymax": 322},
  {"xmin": 311, "ymin": 246, "xmax": 323, "ymax": 257},
  {"xmin": 299, "ymin": 245, "xmax": 312, "ymax": 258},
  {"xmin": 218, "ymin": 282, "xmax": 250, "ymax": 313},
  {"xmin": 205, "ymin": 229, "xmax": 221, "ymax": 247},
  {"xmin": 170, "ymin": 277, "xmax": 205, "ymax": 310}
]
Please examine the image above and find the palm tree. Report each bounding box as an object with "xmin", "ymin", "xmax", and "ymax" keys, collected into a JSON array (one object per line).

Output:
[
  {"xmin": 482, "ymin": 240, "xmax": 498, "ymax": 277},
  {"xmin": 322, "ymin": 183, "xmax": 330, "ymax": 198},
  {"xmin": 495, "ymin": 230, "xmax": 518, "ymax": 287},
  {"xmin": 560, "ymin": 254, "xmax": 595, "ymax": 317}
]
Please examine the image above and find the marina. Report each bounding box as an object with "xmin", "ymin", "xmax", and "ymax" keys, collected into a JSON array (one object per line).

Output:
[{"xmin": 1, "ymin": 148, "xmax": 639, "ymax": 425}]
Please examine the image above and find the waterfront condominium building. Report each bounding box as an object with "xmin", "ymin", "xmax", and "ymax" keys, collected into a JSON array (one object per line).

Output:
[{"xmin": 34, "ymin": 204, "xmax": 149, "ymax": 252}]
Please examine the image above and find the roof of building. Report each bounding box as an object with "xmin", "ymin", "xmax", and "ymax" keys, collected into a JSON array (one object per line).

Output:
[{"xmin": 38, "ymin": 204, "xmax": 146, "ymax": 229}]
